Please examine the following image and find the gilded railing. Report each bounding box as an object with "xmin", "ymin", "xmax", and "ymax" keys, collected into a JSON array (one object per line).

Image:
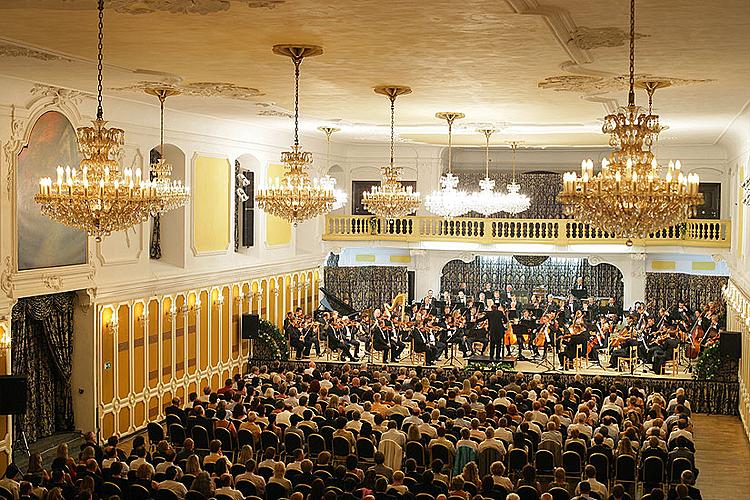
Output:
[{"xmin": 323, "ymin": 215, "xmax": 731, "ymax": 247}]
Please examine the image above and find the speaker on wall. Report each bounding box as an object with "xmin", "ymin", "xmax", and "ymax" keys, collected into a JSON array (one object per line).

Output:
[
  {"xmin": 241, "ymin": 313, "xmax": 260, "ymax": 339},
  {"xmin": 0, "ymin": 376, "xmax": 27, "ymax": 415},
  {"xmin": 719, "ymin": 331, "xmax": 741, "ymax": 359}
]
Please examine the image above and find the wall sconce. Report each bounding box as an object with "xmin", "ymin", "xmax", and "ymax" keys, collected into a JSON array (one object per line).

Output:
[
  {"xmin": 103, "ymin": 318, "xmax": 119, "ymax": 334},
  {"xmin": 214, "ymin": 294, "xmax": 225, "ymax": 307},
  {"xmin": 234, "ymin": 291, "xmax": 246, "ymax": 303},
  {"xmin": 136, "ymin": 311, "xmax": 148, "ymax": 323},
  {"xmin": 0, "ymin": 321, "xmax": 11, "ymax": 351}
]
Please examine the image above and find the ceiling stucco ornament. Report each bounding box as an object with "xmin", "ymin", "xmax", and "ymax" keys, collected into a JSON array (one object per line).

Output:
[
  {"xmin": 3, "ymin": 105, "xmax": 26, "ymax": 201},
  {"xmin": 112, "ymin": 80, "xmax": 264, "ymax": 101},
  {"xmin": 571, "ymin": 27, "xmax": 647, "ymax": 51},
  {"xmin": 30, "ymin": 83, "xmax": 86, "ymax": 108},
  {"xmin": 0, "ymin": 256, "xmax": 14, "ymax": 297},
  {"xmin": 257, "ymin": 108, "xmax": 293, "ymax": 118},
  {"xmin": 107, "ymin": 0, "xmax": 231, "ymax": 15},
  {"xmin": 0, "ymin": 42, "xmax": 74, "ymax": 62},
  {"xmin": 538, "ymin": 74, "xmax": 715, "ymax": 94}
]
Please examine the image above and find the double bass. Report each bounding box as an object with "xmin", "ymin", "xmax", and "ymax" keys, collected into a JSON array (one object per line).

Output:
[
  {"xmin": 685, "ymin": 317, "xmax": 703, "ymax": 359},
  {"xmin": 504, "ymin": 319, "xmax": 517, "ymax": 346}
]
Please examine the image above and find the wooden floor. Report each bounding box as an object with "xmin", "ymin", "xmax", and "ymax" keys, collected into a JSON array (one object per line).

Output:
[{"xmin": 693, "ymin": 413, "xmax": 750, "ymax": 499}]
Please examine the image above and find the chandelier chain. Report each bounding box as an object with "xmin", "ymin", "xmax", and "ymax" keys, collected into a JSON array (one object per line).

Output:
[
  {"xmin": 389, "ymin": 95, "xmax": 395, "ymax": 167},
  {"xmin": 293, "ymin": 59, "xmax": 301, "ymax": 147},
  {"xmin": 96, "ymin": 0, "xmax": 104, "ymax": 119},
  {"xmin": 159, "ymin": 94, "xmax": 165, "ymax": 156},
  {"xmin": 628, "ymin": 0, "xmax": 636, "ymax": 106},
  {"xmin": 447, "ymin": 116, "xmax": 453, "ymax": 173}
]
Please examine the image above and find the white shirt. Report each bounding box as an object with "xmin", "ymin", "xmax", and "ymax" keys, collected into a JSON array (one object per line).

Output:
[{"xmin": 158, "ymin": 480, "xmax": 188, "ymax": 499}]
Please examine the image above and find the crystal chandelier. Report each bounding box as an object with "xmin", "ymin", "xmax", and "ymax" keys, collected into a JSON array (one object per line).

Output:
[
  {"xmin": 144, "ymin": 87, "xmax": 190, "ymax": 213},
  {"xmin": 502, "ymin": 142, "xmax": 531, "ymax": 215},
  {"xmin": 256, "ymin": 45, "xmax": 334, "ymax": 225},
  {"xmin": 362, "ymin": 86, "xmax": 421, "ymax": 218},
  {"xmin": 558, "ymin": 0, "xmax": 702, "ymax": 244},
  {"xmin": 318, "ymin": 126, "xmax": 348, "ymax": 210},
  {"xmin": 470, "ymin": 128, "xmax": 506, "ymax": 216},
  {"xmin": 0, "ymin": 324, "xmax": 10, "ymax": 351},
  {"xmin": 35, "ymin": 0, "xmax": 180, "ymax": 241},
  {"xmin": 426, "ymin": 112, "xmax": 470, "ymax": 218}
]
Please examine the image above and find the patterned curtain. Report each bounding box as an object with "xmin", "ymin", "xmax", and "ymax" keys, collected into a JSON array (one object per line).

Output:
[
  {"xmin": 323, "ymin": 266, "xmax": 408, "ymax": 310},
  {"xmin": 11, "ymin": 292, "xmax": 76, "ymax": 443},
  {"xmin": 455, "ymin": 171, "xmax": 564, "ymax": 219},
  {"xmin": 645, "ymin": 273, "xmax": 728, "ymax": 311},
  {"xmin": 149, "ymin": 148, "xmax": 162, "ymax": 259},
  {"xmin": 441, "ymin": 255, "xmax": 623, "ymax": 300}
]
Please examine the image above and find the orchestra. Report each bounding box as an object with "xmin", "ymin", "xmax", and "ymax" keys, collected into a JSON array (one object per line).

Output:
[{"xmin": 286, "ymin": 280, "xmax": 726, "ymax": 373}]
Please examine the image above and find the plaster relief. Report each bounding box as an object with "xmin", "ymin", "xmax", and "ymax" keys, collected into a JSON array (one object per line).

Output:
[{"xmin": 113, "ymin": 80, "xmax": 264, "ymax": 101}]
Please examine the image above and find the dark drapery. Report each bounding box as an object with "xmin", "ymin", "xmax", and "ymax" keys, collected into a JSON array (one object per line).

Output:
[
  {"xmin": 645, "ymin": 273, "xmax": 728, "ymax": 311},
  {"xmin": 441, "ymin": 255, "xmax": 623, "ymax": 300},
  {"xmin": 149, "ymin": 148, "xmax": 162, "ymax": 260},
  {"xmin": 11, "ymin": 292, "xmax": 75, "ymax": 443},
  {"xmin": 455, "ymin": 171, "xmax": 564, "ymax": 219},
  {"xmin": 323, "ymin": 266, "xmax": 408, "ymax": 310}
]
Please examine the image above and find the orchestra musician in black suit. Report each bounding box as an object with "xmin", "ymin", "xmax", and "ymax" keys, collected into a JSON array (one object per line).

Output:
[
  {"xmin": 287, "ymin": 318, "xmax": 305, "ymax": 360},
  {"xmin": 652, "ymin": 329, "xmax": 680, "ymax": 374},
  {"xmin": 571, "ymin": 276, "xmax": 588, "ymax": 300}
]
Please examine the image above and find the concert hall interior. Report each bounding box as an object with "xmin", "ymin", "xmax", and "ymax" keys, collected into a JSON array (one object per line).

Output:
[{"xmin": 0, "ymin": 0, "xmax": 749, "ymax": 499}]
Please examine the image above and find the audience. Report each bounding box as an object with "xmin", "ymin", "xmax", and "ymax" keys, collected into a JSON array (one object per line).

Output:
[{"xmin": 2, "ymin": 364, "xmax": 706, "ymax": 500}]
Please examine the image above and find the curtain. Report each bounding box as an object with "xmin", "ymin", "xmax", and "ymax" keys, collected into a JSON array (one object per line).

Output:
[
  {"xmin": 645, "ymin": 273, "xmax": 728, "ymax": 312},
  {"xmin": 440, "ymin": 255, "xmax": 623, "ymax": 300},
  {"xmin": 323, "ymin": 266, "xmax": 408, "ymax": 310},
  {"xmin": 11, "ymin": 292, "xmax": 76, "ymax": 443},
  {"xmin": 455, "ymin": 171, "xmax": 564, "ymax": 219},
  {"xmin": 149, "ymin": 148, "xmax": 162, "ymax": 259}
]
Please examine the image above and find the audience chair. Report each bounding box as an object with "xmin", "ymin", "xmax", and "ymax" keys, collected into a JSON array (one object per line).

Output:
[
  {"xmin": 100, "ymin": 482, "xmax": 122, "ymax": 498},
  {"xmin": 260, "ymin": 430, "xmax": 280, "ymax": 454},
  {"xmin": 214, "ymin": 426, "xmax": 234, "ymax": 455},
  {"xmin": 562, "ymin": 450, "xmax": 583, "ymax": 480},
  {"xmin": 129, "ymin": 484, "xmax": 151, "ymax": 500},
  {"xmin": 190, "ymin": 425, "xmax": 210, "ymax": 451},
  {"xmin": 642, "ymin": 455, "xmax": 665, "ymax": 489},
  {"xmin": 517, "ymin": 484, "xmax": 541, "ymax": 500},
  {"xmin": 308, "ymin": 433, "xmax": 326, "ymax": 459},
  {"xmin": 548, "ymin": 486, "xmax": 571, "ymax": 500},
  {"xmin": 405, "ymin": 441, "xmax": 427, "ymax": 470},
  {"xmin": 589, "ymin": 452, "xmax": 610, "ymax": 486},
  {"xmin": 235, "ymin": 480, "xmax": 258, "ymax": 497},
  {"xmin": 535, "ymin": 448, "xmax": 556, "ymax": 483},
  {"xmin": 333, "ymin": 435, "xmax": 353, "ymax": 464},
  {"xmin": 283, "ymin": 431, "xmax": 304, "ymax": 460},
  {"xmin": 507, "ymin": 448, "xmax": 529, "ymax": 478},
  {"xmin": 147, "ymin": 421, "xmax": 165, "ymax": 450},
  {"xmin": 669, "ymin": 457, "xmax": 692, "ymax": 484},
  {"xmin": 477, "ymin": 446, "xmax": 502, "ymax": 478},
  {"xmin": 185, "ymin": 491, "xmax": 206, "ymax": 500},
  {"xmin": 168, "ymin": 423, "xmax": 186, "ymax": 447},
  {"xmin": 257, "ymin": 466, "xmax": 274, "ymax": 482},
  {"xmin": 156, "ymin": 489, "xmax": 180, "ymax": 500},
  {"xmin": 430, "ymin": 443, "xmax": 454, "ymax": 473},
  {"xmin": 237, "ymin": 429, "xmax": 254, "ymax": 449},
  {"xmin": 618, "ymin": 346, "xmax": 638, "ymax": 372}
]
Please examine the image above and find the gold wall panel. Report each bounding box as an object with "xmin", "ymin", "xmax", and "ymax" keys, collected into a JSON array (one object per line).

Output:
[{"xmin": 96, "ymin": 267, "xmax": 317, "ymax": 438}]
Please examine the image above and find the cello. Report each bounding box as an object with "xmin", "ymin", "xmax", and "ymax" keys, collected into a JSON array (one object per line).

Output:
[{"xmin": 504, "ymin": 319, "xmax": 517, "ymax": 347}]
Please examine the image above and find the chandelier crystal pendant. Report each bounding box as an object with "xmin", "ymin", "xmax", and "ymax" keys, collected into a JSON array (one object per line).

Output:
[
  {"xmin": 318, "ymin": 126, "xmax": 348, "ymax": 210},
  {"xmin": 144, "ymin": 87, "xmax": 190, "ymax": 213},
  {"xmin": 558, "ymin": 0, "xmax": 702, "ymax": 245},
  {"xmin": 34, "ymin": 0, "xmax": 176, "ymax": 241},
  {"xmin": 425, "ymin": 112, "xmax": 470, "ymax": 219},
  {"xmin": 502, "ymin": 142, "xmax": 531, "ymax": 215},
  {"xmin": 255, "ymin": 45, "xmax": 335, "ymax": 225},
  {"xmin": 470, "ymin": 128, "xmax": 506, "ymax": 216},
  {"xmin": 362, "ymin": 85, "xmax": 421, "ymax": 218}
]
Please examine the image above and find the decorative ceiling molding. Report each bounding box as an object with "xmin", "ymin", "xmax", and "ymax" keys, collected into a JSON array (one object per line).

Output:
[
  {"xmin": 112, "ymin": 80, "xmax": 264, "ymax": 101},
  {"xmin": 538, "ymin": 74, "xmax": 715, "ymax": 94},
  {"xmin": 0, "ymin": 41, "xmax": 74, "ymax": 62},
  {"xmin": 571, "ymin": 27, "xmax": 647, "ymax": 51},
  {"xmin": 11, "ymin": 0, "xmax": 286, "ymax": 14},
  {"xmin": 29, "ymin": 83, "xmax": 86, "ymax": 108}
]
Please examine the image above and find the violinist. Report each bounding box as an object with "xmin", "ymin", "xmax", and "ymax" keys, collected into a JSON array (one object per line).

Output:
[
  {"xmin": 602, "ymin": 297, "xmax": 621, "ymax": 323},
  {"xmin": 412, "ymin": 320, "xmax": 443, "ymax": 365},
  {"xmin": 519, "ymin": 308, "xmax": 538, "ymax": 356},
  {"xmin": 702, "ymin": 314, "xmax": 721, "ymax": 347},
  {"xmin": 607, "ymin": 316, "xmax": 639, "ymax": 369},
  {"xmin": 558, "ymin": 322, "xmax": 588, "ymax": 367},
  {"xmin": 652, "ymin": 328, "xmax": 679, "ymax": 374},
  {"xmin": 638, "ymin": 316, "xmax": 659, "ymax": 363},
  {"xmin": 302, "ymin": 315, "xmax": 321, "ymax": 358},
  {"xmin": 287, "ymin": 317, "xmax": 305, "ymax": 360}
]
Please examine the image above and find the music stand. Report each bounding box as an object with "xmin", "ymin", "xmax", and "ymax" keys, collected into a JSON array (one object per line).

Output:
[{"xmin": 512, "ymin": 323, "xmax": 529, "ymax": 361}]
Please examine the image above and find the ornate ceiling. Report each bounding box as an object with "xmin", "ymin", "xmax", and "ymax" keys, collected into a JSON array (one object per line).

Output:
[{"xmin": 0, "ymin": 0, "xmax": 747, "ymax": 146}]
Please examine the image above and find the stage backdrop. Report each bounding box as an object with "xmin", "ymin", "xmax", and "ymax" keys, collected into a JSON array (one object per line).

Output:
[
  {"xmin": 323, "ymin": 266, "xmax": 408, "ymax": 310},
  {"xmin": 16, "ymin": 111, "xmax": 87, "ymax": 270},
  {"xmin": 441, "ymin": 255, "xmax": 623, "ymax": 300},
  {"xmin": 645, "ymin": 272, "xmax": 728, "ymax": 312}
]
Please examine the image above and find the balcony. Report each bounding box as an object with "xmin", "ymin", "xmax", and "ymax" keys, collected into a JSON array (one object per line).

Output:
[{"xmin": 323, "ymin": 215, "xmax": 731, "ymax": 248}]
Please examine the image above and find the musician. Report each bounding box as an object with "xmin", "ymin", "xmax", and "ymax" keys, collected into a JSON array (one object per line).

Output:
[
  {"xmin": 563, "ymin": 295, "xmax": 579, "ymax": 322},
  {"xmin": 328, "ymin": 315, "xmax": 355, "ymax": 361},
  {"xmin": 544, "ymin": 294, "xmax": 560, "ymax": 313},
  {"xmin": 476, "ymin": 292, "xmax": 487, "ymax": 312},
  {"xmin": 559, "ymin": 323, "xmax": 588, "ymax": 367},
  {"xmin": 607, "ymin": 316, "xmax": 639, "ymax": 369},
  {"xmin": 501, "ymin": 284, "xmax": 514, "ymax": 304},
  {"xmin": 482, "ymin": 282, "xmax": 494, "ymax": 296},
  {"xmin": 287, "ymin": 318, "xmax": 305, "ymax": 360},
  {"xmin": 602, "ymin": 297, "xmax": 622, "ymax": 323},
  {"xmin": 283, "ymin": 311, "xmax": 295, "ymax": 331},
  {"xmin": 652, "ymin": 329, "xmax": 679, "ymax": 374},
  {"xmin": 372, "ymin": 313, "xmax": 392, "ymax": 363},
  {"xmin": 671, "ymin": 301, "xmax": 692, "ymax": 324},
  {"xmin": 701, "ymin": 314, "xmax": 721, "ymax": 346},
  {"xmin": 456, "ymin": 282, "xmax": 469, "ymax": 297},
  {"xmin": 412, "ymin": 321, "xmax": 444, "ymax": 365},
  {"xmin": 342, "ymin": 317, "xmax": 361, "ymax": 360},
  {"xmin": 581, "ymin": 297, "xmax": 598, "ymax": 323},
  {"xmin": 482, "ymin": 304, "xmax": 507, "ymax": 360},
  {"xmin": 422, "ymin": 289, "xmax": 436, "ymax": 309},
  {"xmin": 519, "ymin": 308, "xmax": 538, "ymax": 355},
  {"xmin": 302, "ymin": 315, "xmax": 321, "ymax": 358},
  {"xmin": 571, "ymin": 276, "xmax": 588, "ymax": 300},
  {"xmin": 638, "ymin": 316, "xmax": 660, "ymax": 363},
  {"xmin": 456, "ymin": 290, "xmax": 467, "ymax": 306}
]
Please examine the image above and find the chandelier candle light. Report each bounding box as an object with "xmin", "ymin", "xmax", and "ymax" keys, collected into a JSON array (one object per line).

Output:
[
  {"xmin": 362, "ymin": 85, "xmax": 421, "ymax": 218},
  {"xmin": 502, "ymin": 141, "xmax": 531, "ymax": 215},
  {"xmin": 558, "ymin": 0, "xmax": 702, "ymax": 245},
  {"xmin": 255, "ymin": 45, "xmax": 335, "ymax": 225},
  {"xmin": 318, "ymin": 126, "xmax": 348, "ymax": 210},
  {"xmin": 470, "ymin": 128, "xmax": 506, "ymax": 216},
  {"xmin": 34, "ymin": 0, "xmax": 186, "ymax": 241},
  {"xmin": 426, "ymin": 112, "xmax": 469, "ymax": 219}
]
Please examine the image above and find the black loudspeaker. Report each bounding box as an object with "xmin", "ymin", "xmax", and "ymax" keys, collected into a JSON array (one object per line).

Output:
[
  {"xmin": 719, "ymin": 331, "xmax": 741, "ymax": 359},
  {"xmin": 0, "ymin": 376, "xmax": 27, "ymax": 415},
  {"xmin": 241, "ymin": 314, "xmax": 260, "ymax": 339}
]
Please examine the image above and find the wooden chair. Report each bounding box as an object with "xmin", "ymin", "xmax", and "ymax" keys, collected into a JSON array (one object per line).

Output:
[{"xmin": 618, "ymin": 346, "xmax": 638, "ymax": 372}]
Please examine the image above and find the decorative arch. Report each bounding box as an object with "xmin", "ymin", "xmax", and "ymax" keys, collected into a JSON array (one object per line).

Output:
[{"xmin": 149, "ymin": 143, "xmax": 187, "ymax": 266}]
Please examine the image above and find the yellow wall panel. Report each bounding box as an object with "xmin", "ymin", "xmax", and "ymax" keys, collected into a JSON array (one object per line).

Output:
[
  {"xmin": 389, "ymin": 255, "xmax": 411, "ymax": 263},
  {"xmin": 264, "ymin": 163, "xmax": 292, "ymax": 246},
  {"xmin": 355, "ymin": 254, "xmax": 376, "ymax": 262},
  {"xmin": 148, "ymin": 300, "xmax": 159, "ymax": 388},
  {"xmin": 102, "ymin": 412, "xmax": 114, "ymax": 440},
  {"xmin": 199, "ymin": 291, "xmax": 209, "ymax": 370},
  {"xmin": 175, "ymin": 296, "xmax": 186, "ymax": 379},
  {"xmin": 101, "ymin": 307, "xmax": 115, "ymax": 403},
  {"xmin": 117, "ymin": 305, "xmax": 131, "ymax": 400},
  {"xmin": 161, "ymin": 298, "xmax": 173, "ymax": 384},
  {"xmin": 651, "ymin": 260, "xmax": 676, "ymax": 270},
  {"xmin": 222, "ymin": 287, "xmax": 231, "ymax": 362},
  {"xmin": 133, "ymin": 303, "xmax": 145, "ymax": 394},
  {"xmin": 691, "ymin": 261, "xmax": 716, "ymax": 271},
  {"xmin": 193, "ymin": 155, "xmax": 231, "ymax": 253}
]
